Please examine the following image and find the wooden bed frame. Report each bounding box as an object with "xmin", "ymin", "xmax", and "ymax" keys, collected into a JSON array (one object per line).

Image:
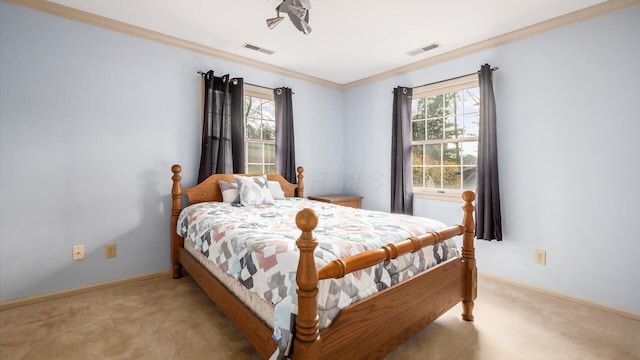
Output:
[{"xmin": 170, "ymin": 164, "xmax": 477, "ymax": 359}]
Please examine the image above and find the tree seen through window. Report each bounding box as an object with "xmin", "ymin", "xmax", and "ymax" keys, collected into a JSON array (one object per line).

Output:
[
  {"xmin": 244, "ymin": 94, "xmax": 275, "ymax": 174},
  {"xmin": 411, "ymin": 86, "xmax": 479, "ymax": 192}
]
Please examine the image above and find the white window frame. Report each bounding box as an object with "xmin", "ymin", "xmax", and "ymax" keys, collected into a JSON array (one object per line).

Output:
[
  {"xmin": 244, "ymin": 84, "xmax": 276, "ymax": 174},
  {"xmin": 411, "ymin": 74, "xmax": 479, "ymax": 202}
]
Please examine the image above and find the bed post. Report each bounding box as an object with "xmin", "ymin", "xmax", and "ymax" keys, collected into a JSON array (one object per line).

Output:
[
  {"xmin": 461, "ymin": 190, "xmax": 477, "ymax": 321},
  {"xmin": 171, "ymin": 165, "xmax": 184, "ymax": 279},
  {"xmin": 296, "ymin": 166, "xmax": 305, "ymax": 198},
  {"xmin": 292, "ymin": 208, "xmax": 320, "ymax": 360}
]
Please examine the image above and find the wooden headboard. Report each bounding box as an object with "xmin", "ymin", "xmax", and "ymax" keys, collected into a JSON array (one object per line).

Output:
[
  {"xmin": 171, "ymin": 165, "xmax": 305, "ymax": 206},
  {"xmin": 170, "ymin": 164, "xmax": 305, "ymax": 279}
]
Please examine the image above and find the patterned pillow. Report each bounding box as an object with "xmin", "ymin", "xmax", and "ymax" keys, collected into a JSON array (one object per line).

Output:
[
  {"xmin": 234, "ymin": 175, "xmax": 275, "ymax": 206},
  {"xmin": 219, "ymin": 180, "xmax": 240, "ymax": 205},
  {"xmin": 268, "ymin": 181, "xmax": 286, "ymax": 200}
]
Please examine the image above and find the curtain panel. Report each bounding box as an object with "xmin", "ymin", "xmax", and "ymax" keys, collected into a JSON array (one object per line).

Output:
[
  {"xmin": 197, "ymin": 71, "xmax": 245, "ymax": 183},
  {"xmin": 390, "ymin": 86, "xmax": 414, "ymax": 215},
  {"xmin": 476, "ymin": 64, "xmax": 503, "ymax": 240},
  {"xmin": 274, "ymin": 87, "xmax": 297, "ymax": 184}
]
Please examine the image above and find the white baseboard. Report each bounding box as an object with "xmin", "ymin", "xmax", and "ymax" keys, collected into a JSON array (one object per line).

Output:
[
  {"xmin": 0, "ymin": 269, "xmax": 172, "ymax": 311},
  {"xmin": 479, "ymin": 272, "xmax": 640, "ymax": 321}
]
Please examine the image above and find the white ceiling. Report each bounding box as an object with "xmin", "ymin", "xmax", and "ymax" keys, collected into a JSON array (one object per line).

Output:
[{"xmin": 46, "ymin": 0, "xmax": 607, "ymax": 85}]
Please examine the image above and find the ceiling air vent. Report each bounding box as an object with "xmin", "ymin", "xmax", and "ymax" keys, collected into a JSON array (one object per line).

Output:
[
  {"xmin": 242, "ymin": 43, "xmax": 275, "ymax": 55},
  {"xmin": 406, "ymin": 43, "xmax": 440, "ymax": 56}
]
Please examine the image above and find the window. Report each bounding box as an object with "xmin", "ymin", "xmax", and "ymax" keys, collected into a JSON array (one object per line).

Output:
[
  {"xmin": 244, "ymin": 85, "xmax": 275, "ymax": 174},
  {"xmin": 411, "ymin": 74, "xmax": 479, "ymax": 200}
]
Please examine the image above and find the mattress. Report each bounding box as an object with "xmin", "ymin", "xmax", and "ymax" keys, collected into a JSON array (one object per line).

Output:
[{"xmin": 184, "ymin": 238, "xmax": 275, "ymax": 328}]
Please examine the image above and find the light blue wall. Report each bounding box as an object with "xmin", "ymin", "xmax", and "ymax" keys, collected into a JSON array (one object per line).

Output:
[
  {"xmin": 2, "ymin": 2, "xmax": 639, "ymax": 315},
  {"xmin": 344, "ymin": 6, "xmax": 640, "ymax": 313},
  {"xmin": 0, "ymin": 2, "xmax": 343, "ymax": 302}
]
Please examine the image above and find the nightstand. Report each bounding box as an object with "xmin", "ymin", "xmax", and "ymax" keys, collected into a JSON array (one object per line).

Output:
[{"xmin": 308, "ymin": 195, "xmax": 363, "ymax": 209}]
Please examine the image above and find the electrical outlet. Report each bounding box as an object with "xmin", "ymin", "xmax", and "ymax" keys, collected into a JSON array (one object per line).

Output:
[
  {"xmin": 105, "ymin": 243, "xmax": 117, "ymax": 258},
  {"xmin": 534, "ymin": 249, "xmax": 546, "ymax": 265},
  {"xmin": 72, "ymin": 245, "xmax": 85, "ymax": 261}
]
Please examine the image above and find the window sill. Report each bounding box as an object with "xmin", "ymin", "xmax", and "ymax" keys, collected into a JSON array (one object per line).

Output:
[{"xmin": 413, "ymin": 190, "xmax": 466, "ymax": 203}]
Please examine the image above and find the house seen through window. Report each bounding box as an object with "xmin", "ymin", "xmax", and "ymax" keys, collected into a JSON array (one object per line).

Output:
[
  {"xmin": 411, "ymin": 74, "xmax": 479, "ymax": 197},
  {"xmin": 244, "ymin": 85, "xmax": 275, "ymax": 174}
]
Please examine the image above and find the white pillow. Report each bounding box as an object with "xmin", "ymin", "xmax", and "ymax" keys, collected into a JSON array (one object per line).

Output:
[
  {"xmin": 234, "ymin": 175, "xmax": 275, "ymax": 206},
  {"xmin": 268, "ymin": 181, "xmax": 286, "ymax": 200},
  {"xmin": 218, "ymin": 180, "xmax": 239, "ymax": 204}
]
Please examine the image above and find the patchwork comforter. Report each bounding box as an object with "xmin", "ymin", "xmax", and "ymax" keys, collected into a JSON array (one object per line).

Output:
[{"xmin": 177, "ymin": 198, "xmax": 459, "ymax": 358}]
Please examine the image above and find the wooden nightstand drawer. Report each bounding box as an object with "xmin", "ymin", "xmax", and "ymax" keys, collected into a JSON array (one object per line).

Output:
[{"xmin": 308, "ymin": 195, "xmax": 363, "ymax": 209}]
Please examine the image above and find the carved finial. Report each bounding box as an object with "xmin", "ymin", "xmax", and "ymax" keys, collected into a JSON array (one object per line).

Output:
[
  {"xmin": 296, "ymin": 166, "xmax": 305, "ymax": 198},
  {"xmin": 462, "ymin": 190, "xmax": 475, "ymax": 203},
  {"xmin": 296, "ymin": 208, "xmax": 318, "ymax": 233},
  {"xmin": 171, "ymin": 164, "xmax": 182, "ymax": 175}
]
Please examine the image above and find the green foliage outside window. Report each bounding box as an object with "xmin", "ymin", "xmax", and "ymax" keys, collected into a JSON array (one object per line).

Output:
[
  {"xmin": 411, "ymin": 87, "xmax": 479, "ymax": 191},
  {"xmin": 244, "ymin": 95, "xmax": 276, "ymax": 173}
]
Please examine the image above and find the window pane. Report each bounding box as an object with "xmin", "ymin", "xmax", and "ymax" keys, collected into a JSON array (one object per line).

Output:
[
  {"xmin": 462, "ymin": 166, "xmax": 476, "ymax": 190},
  {"xmin": 247, "ymin": 119, "xmax": 261, "ymax": 139},
  {"xmin": 426, "ymin": 167, "xmax": 441, "ymax": 188},
  {"xmin": 443, "ymin": 142, "xmax": 461, "ymax": 165},
  {"xmin": 455, "ymin": 91, "xmax": 464, "ymax": 114},
  {"xmin": 247, "ymin": 142, "xmax": 263, "ymax": 163},
  {"xmin": 411, "ymin": 81, "xmax": 480, "ymax": 193},
  {"xmin": 262, "ymin": 120, "xmax": 275, "ymax": 140},
  {"xmin": 264, "ymin": 143, "xmax": 275, "ymax": 163},
  {"xmin": 444, "ymin": 92, "xmax": 456, "ymax": 116},
  {"xmin": 443, "ymin": 166, "xmax": 461, "ymax": 190},
  {"xmin": 248, "ymin": 164, "xmax": 263, "ymax": 174},
  {"xmin": 412, "ymin": 145, "xmax": 424, "ymax": 165},
  {"xmin": 456, "ymin": 115, "xmax": 464, "ymax": 135},
  {"xmin": 464, "ymin": 114, "xmax": 479, "ymax": 138},
  {"xmin": 264, "ymin": 164, "xmax": 275, "ymax": 174},
  {"xmin": 244, "ymin": 90, "xmax": 276, "ymax": 175},
  {"xmin": 426, "ymin": 95, "xmax": 443, "ymax": 118},
  {"xmin": 248, "ymin": 97, "xmax": 261, "ymax": 118},
  {"xmin": 464, "ymin": 88, "xmax": 480, "ymax": 114},
  {"xmin": 412, "ymin": 99, "xmax": 425, "ymax": 120},
  {"xmin": 262, "ymin": 100, "xmax": 275, "ymax": 120},
  {"xmin": 427, "ymin": 118, "xmax": 443, "ymax": 140},
  {"xmin": 461, "ymin": 142, "xmax": 478, "ymax": 165},
  {"xmin": 412, "ymin": 166, "xmax": 424, "ymax": 187},
  {"xmin": 444, "ymin": 115, "xmax": 460, "ymax": 139},
  {"xmin": 412, "ymin": 120, "xmax": 425, "ymax": 141},
  {"xmin": 425, "ymin": 144, "xmax": 441, "ymax": 165}
]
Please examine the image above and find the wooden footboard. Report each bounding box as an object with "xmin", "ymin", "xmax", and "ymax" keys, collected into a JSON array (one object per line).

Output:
[
  {"xmin": 320, "ymin": 259, "xmax": 465, "ymax": 359},
  {"xmin": 292, "ymin": 191, "xmax": 476, "ymax": 360},
  {"xmin": 170, "ymin": 165, "xmax": 476, "ymax": 360}
]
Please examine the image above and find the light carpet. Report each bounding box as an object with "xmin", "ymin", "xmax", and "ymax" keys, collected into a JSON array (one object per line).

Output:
[{"xmin": 1, "ymin": 275, "xmax": 638, "ymax": 359}]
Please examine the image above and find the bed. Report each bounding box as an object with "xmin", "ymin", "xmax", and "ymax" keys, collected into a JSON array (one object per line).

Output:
[{"xmin": 170, "ymin": 164, "xmax": 477, "ymax": 359}]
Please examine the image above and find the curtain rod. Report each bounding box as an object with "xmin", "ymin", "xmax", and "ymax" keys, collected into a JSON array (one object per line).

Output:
[
  {"xmin": 197, "ymin": 71, "xmax": 293, "ymax": 93},
  {"xmin": 197, "ymin": 71, "xmax": 242, "ymax": 84},
  {"xmin": 413, "ymin": 66, "xmax": 499, "ymax": 89}
]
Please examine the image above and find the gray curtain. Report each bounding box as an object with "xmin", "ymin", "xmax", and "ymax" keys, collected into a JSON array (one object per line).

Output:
[
  {"xmin": 476, "ymin": 64, "xmax": 503, "ymax": 240},
  {"xmin": 274, "ymin": 87, "xmax": 297, "ymax": 183},
  {"xmin": 197, "ymin": 71, "xmax": 245, "ymax": 183},
  {"xmin": 390, "ymin": 86, "xmax": 413, "ymax": 215}
]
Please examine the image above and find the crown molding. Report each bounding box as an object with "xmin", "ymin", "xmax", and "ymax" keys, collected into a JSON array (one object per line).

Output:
[
  {"xmin": 3, "ymin": 0, "xmax": 638, "ymax": 91},
  {"xmin": 343, "ymin": 0, "xmax": 640, "ymax": 89}
]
